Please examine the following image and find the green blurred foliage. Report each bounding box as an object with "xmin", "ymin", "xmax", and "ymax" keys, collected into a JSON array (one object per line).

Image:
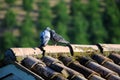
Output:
[
  {"xmin": 0, "ymin": 0, "xmax": 120, "ymax": 53},
  {"xmin": 2, "ymin": 32, "xmax": 17, "ymax": 51},
  {"xmin": 22, "ymin": 0, "xmax": 33, "ymax": 12},
  {"xmin": 72, "ymin": 12, "xmax": 89, "ymax": 44},
  {"xmin": 5, "ymin": 0, "xmax": 16, "ymax": 6},
  {"xmin": 69, "ymin": 0, "xmax": 89, "ymax": 44},
  {"xmin": 103, "ymin": 0, "xmax": 120, "ymax": 43},
  {"xmin": 1, "ymin": 9, "xmax": 16, "ymax": 29},
  {"xmin": 87, "ymin": 0, "xmax": 108, "ymax": 44},
  {"xmin": 53, "ymin": 0, "xmax": 69, "ymax": 40},
  {"xmin": 20, "ymin": 14, "xmax": 37, "ymax": 47},
  {"xmin": 37, "ymin": 0, "xmax": 53, "ymax": 31}
]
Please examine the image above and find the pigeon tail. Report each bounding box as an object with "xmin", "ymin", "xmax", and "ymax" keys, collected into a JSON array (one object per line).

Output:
[
  {"xmin": 96, "ymin": 43, "xmax": 103, "ymax": 54},
  {"xmin": 66, "ymin": 43, "xmax": 74, "ymax": 56}
]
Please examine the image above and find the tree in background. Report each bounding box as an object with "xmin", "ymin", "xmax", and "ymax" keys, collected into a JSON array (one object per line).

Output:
[
  {"xmin": 70, "ymin": 0, "xmax": 81, "ymax": 16},
  {"xmin": 5, "ymin": 0, "xmax": 16, "ymax": 6},
  {"xmin": 2, "ymin": 9, "xmax": 16, "ymax": 29},
  {"xmin": 37, "ymin": 0, "xmax": 53, "ymax": 31},
  {"xmin": 103, "ymin": 0, "xmax": 120, "ymax": 43},
  {"xmin": 71, "ymin": 12, "xmax": 89, "ymax": 44},
  {"xmin": 2, "ymin": 32, "xmax": 17, "ymax": 51},
  {"xmin": 115, "ymin": 0, "xmax": 120, "ymax": 11},
  {"xmin": 20, "ymin": 14, "xmax": 36, "ymax": 47},
  {"xmin": 22, "ymin": 0, "xmax": 33, "ymax": 12},
  {"xmin": 53, "ymin": 0, "xmax": 69, "ymax": 40},
  {"xmin": 0, "ymin": 9, "xmax": 17, "ymax": 53},
  {"xmin": 87, "ymin": 0, "xmax": 107, "ymax": 44},
  {"xmin": 69, "ymin": 0, "xmax": 89, "ymax": 44},
  {"xmin": 1, "ymin": 0, "xmax": 120, "ymax": 53}
]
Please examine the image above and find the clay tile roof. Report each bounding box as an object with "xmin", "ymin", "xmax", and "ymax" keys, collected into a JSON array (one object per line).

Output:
[{"xmin": 1, "ymin": 44, "xmax": 120, "ymax": 80}]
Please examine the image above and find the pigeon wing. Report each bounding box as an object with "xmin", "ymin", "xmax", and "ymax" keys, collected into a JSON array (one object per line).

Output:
[{"xmin": 53, "ymin": 33, "xmax": 69, "ymax": 44}]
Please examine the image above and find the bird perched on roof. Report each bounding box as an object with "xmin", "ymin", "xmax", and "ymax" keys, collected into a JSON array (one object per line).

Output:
[
  {"xmin": 50, "ymin": 30, "xmax": 69, "ymax": 44},
  {"xmin": 38, "ymin": 27, "xmax": 51, "ymax": 56},
  {"xmin": 50, "ymin": 30, "xmax": 74, "ymax": 56}
]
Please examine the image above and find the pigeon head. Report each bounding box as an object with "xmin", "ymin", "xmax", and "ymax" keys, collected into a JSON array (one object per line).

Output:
[
  {"xmin": 46, "ymin": 27, "xmax": 51, "ymax": 31},
  {"xmin": 51, "ymin": 30, "xmax": 55, "ymax": 33}
]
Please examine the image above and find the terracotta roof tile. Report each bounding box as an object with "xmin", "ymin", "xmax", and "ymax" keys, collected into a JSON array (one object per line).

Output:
[{"xmin": 1, "ymin": 44, "xmax": 120, "ymax": 80}]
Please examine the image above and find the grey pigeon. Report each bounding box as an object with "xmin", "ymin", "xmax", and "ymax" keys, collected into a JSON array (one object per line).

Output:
[
  {"xmin": 50, "ymin": 30, "xmax": 74, "ymax": 56},
  {"xmin": 50, "ymin": 30, "xmax": 69, "ymax": 44},
  {"xmin": 39, "ymin": 27, "xmax": 51, "ymax": 56}
]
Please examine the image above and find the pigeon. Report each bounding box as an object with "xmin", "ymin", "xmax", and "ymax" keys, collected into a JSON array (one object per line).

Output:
[
  {"xmin": 38, "ymin": 27, "xmax": 51, "ymax": 56},
  {"xmin": 50, "ymin": 30, "xmax": 69, "ymax": 44},
  {"xmin": 50, "ymin": 30, "xmax": 74, "ymax": 56}
]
